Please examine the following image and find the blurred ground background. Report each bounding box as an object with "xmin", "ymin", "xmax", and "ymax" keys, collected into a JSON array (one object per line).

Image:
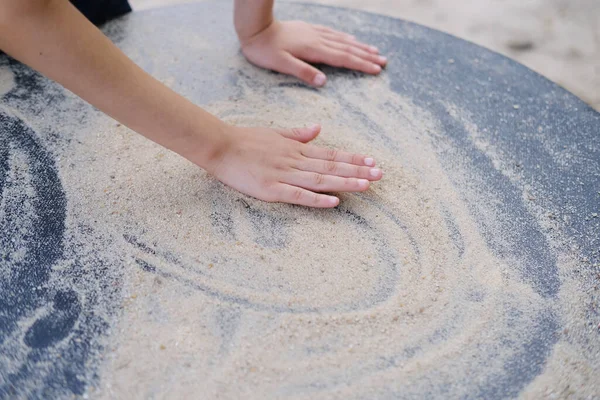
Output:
[{"xmin": 130, "ymin": 0, "xmax": 600, "ymax": 111}]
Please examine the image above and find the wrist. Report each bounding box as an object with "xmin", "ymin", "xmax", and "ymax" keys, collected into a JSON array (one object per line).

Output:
[
  {"xmin": 235, "ymin": 15, "xmax": 276, "ymax": 47},
  {"xmin": 180, "ymin": 117, "xmax": 234, "ymax": 174}
]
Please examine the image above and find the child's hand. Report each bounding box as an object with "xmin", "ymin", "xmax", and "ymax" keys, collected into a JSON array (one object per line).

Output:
[
  {"xmin": 238, "ymin": 20, "xmax": 387, "ymax": 87},
  {"xmin": 207, "ymin": 124, "xmax": 382, "ymax": 208}
]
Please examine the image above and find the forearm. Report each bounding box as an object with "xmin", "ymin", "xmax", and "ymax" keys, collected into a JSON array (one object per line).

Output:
[
  {"xmin": 0, "ymin": 0, "xmax": 227, "ymax": 169},
  {"xmin": 234, "ymin": 0, "xmax": 274, "ymax": 43}
]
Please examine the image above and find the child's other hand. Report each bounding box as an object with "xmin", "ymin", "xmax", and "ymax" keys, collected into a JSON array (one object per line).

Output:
[
  {"xmin": 207, "ymin": 124, "xmax": 382, "ymax": 208},
  {"xmin": 239, "ymin": 21, "xmax": 387, "ymax": 87}
]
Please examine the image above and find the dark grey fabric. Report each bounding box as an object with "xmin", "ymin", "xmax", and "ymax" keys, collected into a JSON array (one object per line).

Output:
[{"xmin": 71, "ymin": 0, "xmax": 132, "ymax": 25}]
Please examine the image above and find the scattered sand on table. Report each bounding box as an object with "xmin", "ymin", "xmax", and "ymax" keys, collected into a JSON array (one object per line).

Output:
[
  {"xmin": 50, "ymin": 67, "xmax": 593, "ymax": 398},
  {"xmin": 131, "ymin": 0, "xmax": 600, "ymax": 111},
  {"xmin": 0, "ymin": 67, "xmax": 14, "ymax": 97},
  {"xmin": 1, "ymin": 8, "xmax": 598, "ymax": 398}
]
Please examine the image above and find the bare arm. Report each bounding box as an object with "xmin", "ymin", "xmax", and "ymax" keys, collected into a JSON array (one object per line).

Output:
[
  {"xmin": 0, "ymin": 0, "xmax": 382, "ymax": 208},
  {"xmin": 0, "ymin": 0, "xmax": 226, "ymax": 168},
  {"xmin": 234, "ymin": 0, "xmax": 274, "ymax": 41}
]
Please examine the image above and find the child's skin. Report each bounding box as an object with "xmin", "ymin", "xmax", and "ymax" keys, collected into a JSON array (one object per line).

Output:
[{"xmin": 0, "ymin": 0, "xmax": 386, "ymax": 208}]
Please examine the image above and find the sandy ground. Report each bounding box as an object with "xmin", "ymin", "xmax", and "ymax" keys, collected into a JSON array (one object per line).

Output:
[{"xmin": 128, "ymin": 0, "xmax": 600, "ymax": 111}]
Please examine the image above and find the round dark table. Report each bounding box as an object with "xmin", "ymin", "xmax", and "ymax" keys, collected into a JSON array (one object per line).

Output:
[{"xmin": 0, "ymin": 2, "xmax": 598, "ymax": 399}]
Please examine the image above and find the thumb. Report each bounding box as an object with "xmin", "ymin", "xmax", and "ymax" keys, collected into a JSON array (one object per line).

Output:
[
  {"xmin": 276, "ymin": 52, "xmax": 327, "ymax": 87},
  {"xmin": 276, "ymin": 124, "xmax": 321, "ymax": 143}
]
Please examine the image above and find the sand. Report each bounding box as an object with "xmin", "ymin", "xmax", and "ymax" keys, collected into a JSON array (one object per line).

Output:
[
  {"xmin": 130, "ymin": 0, "xmax": 600, "ymax": 112},
  {"xmin": 31, "ymin": 58, "xmax": 595, "ymax": 397},
  {"xmin": 1, "ymin": 3, "xmax": 599, "ymax": 399}
]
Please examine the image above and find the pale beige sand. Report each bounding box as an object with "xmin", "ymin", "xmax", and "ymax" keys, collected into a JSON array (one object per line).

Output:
[
  {"xmin": 1, "ymin": 2, "xmax": 598, "ymax": 398},
  {"xmin": 37, "ymin": 51, "xmax": 591, "ymax": 397},
  {"xmin": 130, "ymin": 0, "xmax": 600, "ymax": 111}
]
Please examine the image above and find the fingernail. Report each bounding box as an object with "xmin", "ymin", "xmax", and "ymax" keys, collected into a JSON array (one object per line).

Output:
[
  {"xmin": 310, "ymin": 124, "xmax": 320, "ymax": 131},
  {"xmin": 358, "ymin": 179, "xmax": 369, "ymax": 188},
  {"xmin": 313, "ymin": 73, "xmax": 326, "ymax": 87},
  {"xmin": 364, "ymin": 157, "xmax": 374, "ymax": 166},
  {"xmin": 373, "ymin": 64, "xmax": 381, "ymax": 73},
  {"xmin": 370, "ymin": 168, "xmax": 381, "ymax": 177},
  {"xmin": 379, "ymin": 56, "xmax": 387, "ymax": 64},
  {"xmin": 329, "ymin": 196, "xmax": 339, "ymax": 206},
  {"xmin": 370, "ymin": 46, "xmax": 379, "ymax": 53}
]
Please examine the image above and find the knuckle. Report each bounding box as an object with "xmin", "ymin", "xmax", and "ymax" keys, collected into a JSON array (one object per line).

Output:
[
  {"xmin": 326, "ymin": 148, "xmax": 338, "ymax": 161},
  {"xmin": 351, "ymin": 153, "xmax": 361, "ymax": 165},
  {"xmin": 293, "ymin": 188, "xmax": 304, "ymax": 201},
  {"xmin": 314, "ymin": 173, "xmax": 325, "ymax": 185},
  {"xmin": 325, "ymin": 160, "xmax": 337, "ymax": 173},
  {"xmin": 290, "ymin": 128, "xmax": 302, "ymax": 137},
  {"xmin": 355, "ymin": 165, "xmax": 364, "ymax": 176},
  {"xmin": 261, "ymin": 179, "xmax": 276, "ymax": 191},
  {"xmin": 273, "ymin": 158, "xmax": 288, "ymax": 171},
  {"xmin": 313, "ymin": 193, "xmax": 321, "ymax": 205},
  {"xmin": 289, "ymin": 151, "xmax": 303, "ymax": 162}
]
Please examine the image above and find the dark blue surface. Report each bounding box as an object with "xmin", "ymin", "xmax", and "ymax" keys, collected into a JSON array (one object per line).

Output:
[
  {"xmin": 0, "ymin": 61, "xmax": 118, "ymax": 399},
  {"xmin": 0, "ymin": 2, "xmax": 598, "ymax": 398}
]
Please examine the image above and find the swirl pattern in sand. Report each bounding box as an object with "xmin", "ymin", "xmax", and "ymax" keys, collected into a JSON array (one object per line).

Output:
[
  {"xmin": 84, "ymin": 72, "xmax": 593, "ymax": 399},
  {"xmin": 1, "ymin": 3, "xmax": 598, "ymax": 398}
]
